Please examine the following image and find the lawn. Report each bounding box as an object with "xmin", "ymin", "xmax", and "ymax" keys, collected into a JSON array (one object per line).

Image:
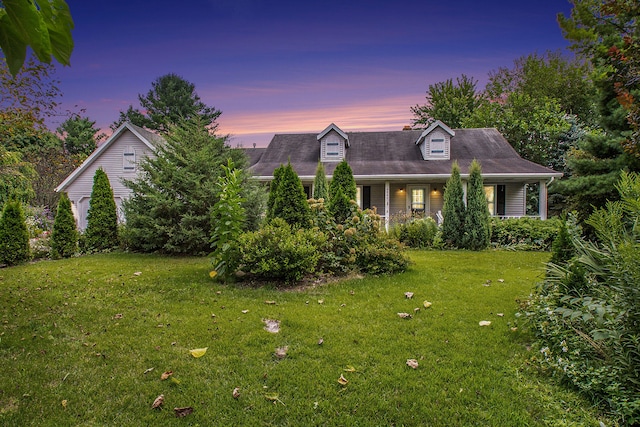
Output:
[{"xmin": 0, "ymin": 251, "xmax": 612, "ymax": 426}]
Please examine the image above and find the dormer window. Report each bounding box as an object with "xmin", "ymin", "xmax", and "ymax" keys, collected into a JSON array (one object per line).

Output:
[
  {"xmin": 429, "ymin": 132, "xmax": 447, "ymax": 157},
  {"xmin": 123, "ymin": 146, "xmax": 136, "ymax": 171},
  {"xmin": 415, "ymin": 120, "xmax": 455, "ymax": 160},
  {"xmin": 317, "ymin": 123, "xmax": 349, "ymax": 162}
]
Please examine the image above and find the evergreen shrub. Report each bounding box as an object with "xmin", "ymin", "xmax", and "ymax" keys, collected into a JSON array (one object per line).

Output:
[
  {"xmin": 0, "ymin": 200, "xmax": 30, "ymax": 265},
  {"xmin": 50, "ymin": 192, "xmax": 78, "ymax": 258},
  {"xmin": 84, "ymin": 168, "xmax": 118, "ymax": 252}
]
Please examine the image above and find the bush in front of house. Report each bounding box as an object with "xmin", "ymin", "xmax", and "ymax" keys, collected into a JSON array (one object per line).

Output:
[
  {"xmin": 0, "ymin": 200, "xmax": 30, "ymax": 265},
  {"xmin": 490, "ymin": 216, "xmax": 561, "ymax": 250},
  {"xmin": 267, "ymin": 162, "xmax": 311, "ymax": 228},
  {"xmin": 83, "ymin": 168, "xmax": 118, "ymax": 252},
  {"xmin": 463, "ymin": 159, "xmax": 491, "ymax": 250},
  {"xmin": 50, "ymin": 192, "xmax": 78, "ymax": 258},
  {"xmin": 389, "ymin": 217, "xmax": 440, "ymax": 248},
  {"xmin": 442, "ymin": 161, "xmax": 465, "ymax": 248},
  {"xmin": 236, "ymin": 218, "xmax": 326, "ymax": 283}
]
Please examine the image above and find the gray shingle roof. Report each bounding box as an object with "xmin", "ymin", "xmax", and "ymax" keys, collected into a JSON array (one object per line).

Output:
[{"xmin": 250, "ymin": 128, "xmax": 561, "ymax": 179}]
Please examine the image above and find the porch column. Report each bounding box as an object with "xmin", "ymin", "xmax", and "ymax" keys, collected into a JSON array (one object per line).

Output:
[
  {"xmin": 385, "ymin": 181, "xmax": 390, "ymax": 231},
  {"xmin": 538, "ymin": 180, "xmax": 548, "ymax": 220}
]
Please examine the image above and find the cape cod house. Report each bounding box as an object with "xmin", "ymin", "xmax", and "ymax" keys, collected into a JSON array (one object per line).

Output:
[
  {"xmin": 249, "ymin": 121, "xmax": 562, "ymax": 226},
  {"xmin": 55, "ymin": 122, "xmax": 162, "ymax": 230}
]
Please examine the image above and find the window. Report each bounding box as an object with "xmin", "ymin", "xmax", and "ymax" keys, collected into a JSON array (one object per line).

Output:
[
  {"xmin": 411, "ymin": 188, "xmax": 425, "ymax": 215},
  {"xmin": 429, "ymin": 132, "xmax": 446, "ymax": 156},
  {"xmin": 356, "ymin": 186, "xmax": 371, "ymax": 209},
  {"xmin": 123, "ymin": 146, "xmax": 136, "ymax": 171},
  {"xmin": 484, "ymin": 186, "xmax": 495, "ymax": 216}
]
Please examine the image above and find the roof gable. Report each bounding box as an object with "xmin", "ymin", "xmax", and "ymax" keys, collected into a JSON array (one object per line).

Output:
[
  {"xmin": 55, "ymin": 122, "xmax": 163, "ymax": 192},
  {"xmin": 415, "ymin": 120, "xmax": 455, "ymax": 146},
  {"xmin": 317, "ymin": 123, "xmax": 349, "ymax": 147}
]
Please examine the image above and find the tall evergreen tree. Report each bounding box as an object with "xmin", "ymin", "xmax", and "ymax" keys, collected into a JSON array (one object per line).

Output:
[
  {"xmin": 313, "ymin": 161, "xmax": 329, "ymax": 200},
  {"xmin": 266, "ymin": 165, "xmax": 284, "ymax": 220},
  {"xmin": 329, "ymin": 160, "xmax": 357, "ymax": 201},
  {"xmin": 269, "ymin": 162, "xmax": 311, "ymax": 228},
  {"xmin": 463, "ymin": 160, "xmax": 491, "ymax": 250},
  {"xmin": 328, "ymin": 160, "xmax": 357, "ymax": 223},
  {"xmin": 84, "ymin": 168, "xmax": 118, "ymax": 252},
  {"xmin": 0, "ymin": 200, "xmax": 30, "ymax": 265},
  {"xmin": 56, "ymin": 115, "xmax": 106, "ymax": 158},
  {"xmin": 442, "ymin": 162, "xmax": 466, "ymax": 248},
  {"xmin": 111, "ymin": 73, "xmax": 221, "ymax": 133},
  {"xmin": 50, "ymin": 192, "xmax": 78, "ymax": 258},
  {"xmin": 122, "ymin": 120, "xmax": 246, "ymax": 255}
]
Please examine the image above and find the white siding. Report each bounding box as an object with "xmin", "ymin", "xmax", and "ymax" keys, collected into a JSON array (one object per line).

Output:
[
  {"xmin": 64, "ymin": 130, "xmax": 154, "ymax": 230},
  {"xmin": 421, "ymin": 130, "xmax": 451, "ymax": 160},
  {"xmin": 429, "ymin": 187, "xmax": 444, "ymax": 217},
  {"xmin": 505, "ymin": 183, "xmax": 525, "ymax": 216},
  {"xmin": 320, "ymin": 131, "xmax": 345, "ymax": 162}
]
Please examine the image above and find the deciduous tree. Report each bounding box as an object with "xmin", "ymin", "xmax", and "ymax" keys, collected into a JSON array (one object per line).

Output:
[
  {"xmin": 411, "ymin": 74, "xmax": 484, "ymax": 128},
  {"xmin": 0, "ymin": 0, "xmax": 74, "ymax": 76}
]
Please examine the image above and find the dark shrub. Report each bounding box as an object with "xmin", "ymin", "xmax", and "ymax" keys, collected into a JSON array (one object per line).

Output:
[
  {"xmin": 50, "ymin": 192, "xmax": 78, "ymax": 258},
  {"xmin": 490, "ymin": 217, "xmax": 561, "ymax": 250},
  {"xmin": 0, "ymin": 200, "xmax": 30, "ymax": 265},
  {"xmin": 84, "ymin": 168, "xmax": 118, "ymax": 252}
]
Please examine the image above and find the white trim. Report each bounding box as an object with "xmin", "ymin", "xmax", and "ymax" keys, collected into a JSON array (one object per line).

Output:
[
  {"xmin": 55, "ymin": 122, "xmax": 159, "ymax": 192},
  {"xmin": 253, "ymin": 172, "xmax": 562, "ymax": 182},
  {"xmin": 416, "ymin": 120, "xmax": 455, "ymax": 145},
  {"xmin": 317, "ymin": 123, "xmax": 349, "ymax": 147}
]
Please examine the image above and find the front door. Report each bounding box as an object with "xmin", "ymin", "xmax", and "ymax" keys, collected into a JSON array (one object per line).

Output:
[{"xmin": 407, "ymin": 185, "xmax": 428, "ymax": 217}]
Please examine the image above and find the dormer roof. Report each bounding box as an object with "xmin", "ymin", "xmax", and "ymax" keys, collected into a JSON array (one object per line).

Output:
[
  {"xmin": 317, "ymin": 123, "xmax": 349, "ymax": 147},
  {"xmin": 415, "ymin": 120, "xmax": 455, "ymax": 145}
]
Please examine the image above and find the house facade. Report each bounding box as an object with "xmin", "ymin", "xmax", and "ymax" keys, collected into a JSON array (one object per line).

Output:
[
  {"xmin": 249, "ymin": 121, "xmax": 563, "ymax": 226},
  {"xmin": 55, "ymin": 122, "xmax": 162, "ymax": 230}
]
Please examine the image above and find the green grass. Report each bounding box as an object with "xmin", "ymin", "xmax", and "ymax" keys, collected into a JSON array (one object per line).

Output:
[{"xmin": 0, "ymin": 251, "xmax": 613, "ymax": 426}]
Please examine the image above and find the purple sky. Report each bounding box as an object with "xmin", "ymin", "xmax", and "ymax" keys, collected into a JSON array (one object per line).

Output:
[{"xmin": 54, "ymin": 0, "xmax": 575, "ymax": 147}]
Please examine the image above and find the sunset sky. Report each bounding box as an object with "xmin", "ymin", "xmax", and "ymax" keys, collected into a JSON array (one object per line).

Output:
[{"xmin": 55, "ymin": 0, "xmax": 575, "ymax": 147}]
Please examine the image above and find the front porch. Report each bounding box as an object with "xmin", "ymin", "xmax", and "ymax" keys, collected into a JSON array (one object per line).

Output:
[{"xmin": 302, "ymin": 179, "xmax": 551, "ymax": 229}]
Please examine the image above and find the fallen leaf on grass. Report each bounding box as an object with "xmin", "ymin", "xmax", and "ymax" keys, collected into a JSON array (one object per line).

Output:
[
  {"xmin": 343, "ymin": 365, "xmax": 356, "ymax": 372},
  {"xmin": 404, "ymin": 292, "xmax": 414, "ymax": 299},
  {"xmin": 318, "ymin": 299, "xmax": 324, "ymax": 304},
  {"xmin": 498, "ymin": 279, "xmax": 504, "ymax": 283},
  {"xmin": 265, "ymin": 392, "xmax": 285, "ymax": 405},
  {"xmin": 232, "ymin": 387, "xmax": 240, "ymax": 399},
  {"xmin": 209, "ymin": 271, "xmax": 217, "ymax": 279},
  {"xmin": 414, "ymin": 307, "xmax": 420, "ymax": 313},
  {"xmin": 61, "ymin": 399, "xmax": 67, "ymax": 409},
  {"xmin": 174, "ymin": 407, "xmax": 193, "ymax": 417},
  {"xmin": 113, "ymin": 313, "xmax": 123, "ymax": 319},
  {"xmin": 479, "ymin": 321, "xmax": 492, "ymax": 327},
  {"xmin": 406, "ymin": 359, "xmax": 419, "ymax": 369},
  {"xmin": 274, "ymin": 346, "xmax": 288, "ymax": 359},
  {"xmin": 265, "ymin": 300, "xmax": 276, "ymax": 305},
  {"xmin": 160, "ymin": 371, "xmax": 173, "ymax": 380},
  {"xmin": 189, "ymin": 348, "xmax": 208, "ymax": 358},
  {"xmin": 423, "ymin": 301, "xmax": 432, "ymax": 308},
  {"xmin": 318, "ymin": 338, "xmax": 324, "ymax": 345},
  {"xmin": 397, "ymin": 312, "xmax": 412, "ymax": 319},
  {"xmin": 133, "ymin": 272, "xmax": 142, "ymax": 276},
  {"xmin": 496, "ymin": 313, "xmax": 504, "ymax": 317},
  {"xmin": 143, "ymin": 367, "xmax": 154, "ymax": 375},
  {"xmin": 152, "ymin": 394, "xmax": 164, "ymax": 409},
  {"xmin": 263, "ymin": 319, "xmax": 280, "ymax": 333},
  {"xmin": 338, "ymin": 374, "xmax": 349, "ymax": 385},
  {"xmin": 241, "ymin": 310, "xmax": 249, "ymax": 314}
]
